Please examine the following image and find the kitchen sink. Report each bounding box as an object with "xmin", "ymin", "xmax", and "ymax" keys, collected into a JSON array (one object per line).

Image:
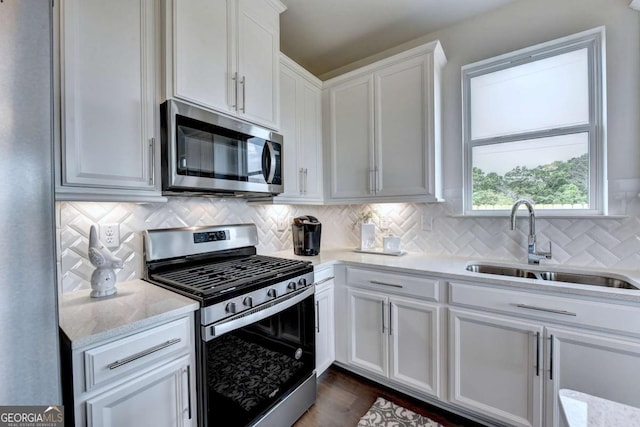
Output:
[
  {"xmin": 465, "ymin": 264, "xmax": 538, "ymax": 279},
  {"xmin": 465, "ymin": 263, "xmax": 639, "ymax": 290}
]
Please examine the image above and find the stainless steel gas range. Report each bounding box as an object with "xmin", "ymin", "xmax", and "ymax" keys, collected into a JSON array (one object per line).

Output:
[{"xmin": 143, "ymin": 224, "xmax": 316, "ymax": 427}]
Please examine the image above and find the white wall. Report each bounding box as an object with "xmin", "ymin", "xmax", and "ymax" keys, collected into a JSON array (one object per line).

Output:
[{"xmin": 322, "ymin": 0, "xmax": 640, "ymax": 213}]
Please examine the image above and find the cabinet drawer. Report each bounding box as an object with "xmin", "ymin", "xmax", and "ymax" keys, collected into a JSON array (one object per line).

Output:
[
  {"xmin": 84, "ymin": 317, "xmax": 190, "ymax": 391},
  {"xmin": 449, "ymin": 281, "xmax": 640, "ymax": 336},
  {"xmin": 346, "ymin": 267, "xmax": 439, "ymax": 301},
  {"xmin": 314, "ymin": 265, "xmax": 335, "ymax": 291}
]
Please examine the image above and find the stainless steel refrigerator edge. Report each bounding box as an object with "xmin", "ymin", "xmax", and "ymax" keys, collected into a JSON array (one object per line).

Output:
[{"xmin": 0, "ymin": 0, "xmax": 61, "ymax": 404}]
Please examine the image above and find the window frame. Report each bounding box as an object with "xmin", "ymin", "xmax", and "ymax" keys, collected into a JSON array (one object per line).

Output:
[{"xmin": 462, "ymin": 27, "xmax": 606, "ymax": 216}]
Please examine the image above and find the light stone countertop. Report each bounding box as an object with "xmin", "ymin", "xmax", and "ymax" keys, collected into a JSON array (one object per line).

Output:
[
  {"xmin": 559, "ymin": 389, "xmax": 640, "ymax": 426},
  {"xmin": 266, "ymin": 248, "xmax": 640, "ymax": 304},
  {"xmin": 59, "ymin": 279, "xmax": 199, "ymax": 350}
]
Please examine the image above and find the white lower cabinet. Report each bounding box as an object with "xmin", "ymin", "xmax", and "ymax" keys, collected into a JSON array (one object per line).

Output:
[
  {"xmin": 449, "ymin": 281, "xmax": 640, "ymax": 427},
  {"xmin": 86, "ymin": 355, "xmax": 192, "ymax": 427},
  {"xmin": 449, "ymin": 309, "xmax": 543, "ymax": 427},
  {"xmin": 545, "ymin": 327, "xmax": 640, "ymax": 427},
  {"xmin": 315, "ymin": 282, "xmax": 335, "ymax": 376},
  {"xmin": 63, "ymin": 315, "xmax": 196, "ymax": 427},
  {"xmin": 347, "ymin": 287, "xmax": 441, "ymax": 397},
  {"xmin": 315, "ymin": 265, "xmax": 335, "ymax": 376}
]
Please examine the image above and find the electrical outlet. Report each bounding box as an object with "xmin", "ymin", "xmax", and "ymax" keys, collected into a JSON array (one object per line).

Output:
[
  {"xmin": 421, "ymin": 215, "xmax": 433, "ymax": 232},
  {"xmin": 380, "ymin": 216, "xmax": 390, "ymax": 232},
  {"xmin": 277, "ymin": 215, "xmax": 287, "ymax": 232},
  {"xmin": 99, "ymin": 223, "xmax": 120, "ymax": 248}
]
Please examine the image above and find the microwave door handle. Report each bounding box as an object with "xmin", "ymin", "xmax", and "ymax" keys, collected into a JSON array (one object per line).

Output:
[{"xmin": 263, "ymin": 141, "xmax": 277, "ymax": 184}]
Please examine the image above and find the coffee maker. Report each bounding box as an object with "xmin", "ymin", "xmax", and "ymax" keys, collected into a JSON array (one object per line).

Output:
[{"xmin": 292, "ymin": 216, "xmax": 322, "ymax": 256}]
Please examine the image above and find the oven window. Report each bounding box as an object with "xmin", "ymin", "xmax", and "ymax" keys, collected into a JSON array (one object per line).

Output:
[
  {"xmin": 175, "ymin": 115, "xmax": 270, "ymax": 184},
  {"xmin": 203, "ymin": 294, "xmax": 315, "ymax": 427}
]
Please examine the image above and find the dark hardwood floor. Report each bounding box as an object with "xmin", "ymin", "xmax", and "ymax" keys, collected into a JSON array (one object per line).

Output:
[{"xmin": 294, "ymin": 366, "xmax": 486, "ymax": 427}]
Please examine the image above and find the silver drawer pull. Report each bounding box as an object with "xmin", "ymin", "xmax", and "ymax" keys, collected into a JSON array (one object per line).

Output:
[
  {"xmin": 107, "ymin": 338, "xmax": 182, "ymax": 370},
  {"xmin": 314, "ymin": 277, "xmax": 334, "ymax": 286},
  {"xmin": 513, "ymin": 303, "xmax": 576, "ymax": 316},
  {"xmin": 370, "ymin": 280, "xmax": 403, "ymax": 288}
]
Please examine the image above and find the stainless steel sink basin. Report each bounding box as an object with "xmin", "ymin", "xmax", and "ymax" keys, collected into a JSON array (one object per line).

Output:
[
  {"xmin": 465, "ymin": 263, "xmax": 638, "ymax": 290},
  {"xmin": 535, "ymin": 271, "xmax": 637, "ymax": 289},
  {"xmin": 465, "ymin": 264, "xmax": 538, "ymax": 279}
]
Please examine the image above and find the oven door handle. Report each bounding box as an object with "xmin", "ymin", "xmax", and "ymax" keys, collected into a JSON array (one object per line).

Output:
[{"xmin": 203, "ymin": 286, "xmax": 315, "ymax": 342}]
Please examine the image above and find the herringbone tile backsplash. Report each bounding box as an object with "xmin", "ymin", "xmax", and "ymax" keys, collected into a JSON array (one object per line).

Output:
[{"xmin": 57, "ymin": 198, "xmax": 640, "ymax": 293}]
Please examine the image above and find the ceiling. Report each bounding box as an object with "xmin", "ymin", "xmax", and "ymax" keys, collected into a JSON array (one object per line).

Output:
[{"xmin": 279, "ymin": 0, "xmax": 520, "ymax": 78}]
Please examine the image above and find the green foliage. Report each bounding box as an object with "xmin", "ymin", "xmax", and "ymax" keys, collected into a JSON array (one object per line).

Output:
[{"xmin": 472, "ymin": 153, "xmax": 588, "ymax": 208}]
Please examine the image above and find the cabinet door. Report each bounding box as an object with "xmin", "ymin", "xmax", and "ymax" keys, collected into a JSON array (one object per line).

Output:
[
  {"xmin": 60, "ymin": 0, "xmax": 157, "ymax": 191},
  {"xmin": 449, "ymin": 309, "xmax": 543, "ymax": 427},
  {"xmin": 328, "ymin": 75, "xmax": 375, "ymax": 199},
  {"xmin": 298, "ymin": 80, "xmax": 323, "ymax": 200},
  {"xmin": 279, "ymin": 63, "xmax": 301, "ymax": 197},
  {"xmin": 278, "ymin": 58, "xmax": 323, "ymax": 202},
  {"xmin": 315, "ymin": 285, "xmax": 335, "ymax": 376},
  {"xmin": 236, "ymin": 0, "xmax": 280, "ymax": 129},
  {"xmin": 173, "ymin": 0, "xmax": 233, "ymax": 114},
  {"xmin": 389, "ymin": 297, "xmax": 440, "ymax": 397},
  {"xmin": 86, "ymin": 355, "xmax": 192, "ymax": 427},
  {"xmin": 347, "ymin": 288, "xmax": 388, "ymax": 377},
  {"xmin": 545, "ymin": 328, "xmax": 640, "ymax": 427},
  {"xmin": 374, "ymin": 54, "xmax": 431, "ymax": 197}
]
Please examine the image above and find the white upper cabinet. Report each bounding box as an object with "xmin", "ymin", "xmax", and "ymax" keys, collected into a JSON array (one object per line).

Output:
[
  {"xmin": 276, "ymin": 54, "xmax": 323, "ymax": 203},
  {"xmin": 324, "ymin": 41, "xmax": 446, "ymax": 203},
  {"xmin": 56, "ymin": 0, "xmax": 164, "ymax": 202},
  {"xmin": 166, "ymin": 0, "xmax": 285, "ymax": 130}
]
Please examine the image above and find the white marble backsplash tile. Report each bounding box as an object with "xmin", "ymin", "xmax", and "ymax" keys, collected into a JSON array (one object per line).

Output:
[{"xmin": 57, "ymin": 197, "xmax": 640, "ymax": 293}]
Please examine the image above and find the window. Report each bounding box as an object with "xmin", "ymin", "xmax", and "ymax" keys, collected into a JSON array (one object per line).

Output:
[{"xmin": 462, "ymin": 28, "xmax": 605, "ymax": 214}]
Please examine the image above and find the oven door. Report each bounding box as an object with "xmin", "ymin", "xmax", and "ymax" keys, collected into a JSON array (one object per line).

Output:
[{"xmin": 200, "ymin": 287, "xmax": 315, "ymax": 427}]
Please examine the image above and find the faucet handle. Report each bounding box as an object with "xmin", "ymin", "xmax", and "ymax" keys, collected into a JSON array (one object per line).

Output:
[
  {"xmin": 545, "ymin": 240, "xmax": 551, "ymax": 259},
  {"xmin": 542, "ymin": 241, "xmax": 552, "ymax": 258}
]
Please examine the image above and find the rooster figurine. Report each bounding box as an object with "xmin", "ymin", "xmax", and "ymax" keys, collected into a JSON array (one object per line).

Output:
[{"xmin": 88, "ymin": 225, "xmax": 123, "ymax": 298}]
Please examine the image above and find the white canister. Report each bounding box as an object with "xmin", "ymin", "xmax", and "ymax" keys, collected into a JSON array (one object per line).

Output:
[
  {"xmin": 383, "ymin": 235, "xmax": 401, "ymax": 253},
  {"xmin": 360, "ymin": 223, "xmax": 376, "ymax": 250}
]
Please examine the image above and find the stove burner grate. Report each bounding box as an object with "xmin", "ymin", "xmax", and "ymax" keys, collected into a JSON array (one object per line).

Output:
[{"xmin": 150, "ymin": 255, "xmax": 309, "ymax": 297}]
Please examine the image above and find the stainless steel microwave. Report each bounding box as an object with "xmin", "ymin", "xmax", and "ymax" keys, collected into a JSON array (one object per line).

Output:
[{"xmin": 160, "ymin": 100, "xmax": 283, "ymax": 197}]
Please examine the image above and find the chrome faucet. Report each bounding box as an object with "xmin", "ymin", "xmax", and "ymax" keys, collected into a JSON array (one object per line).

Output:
[{"xmin": 510, "ymin": 199, "xmax": 552, "ymax": 264}]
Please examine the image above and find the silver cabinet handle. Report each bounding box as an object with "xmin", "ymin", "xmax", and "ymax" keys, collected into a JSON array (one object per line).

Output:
[
  {"xmin": 374, "ymin": 167, "xmax": 379, "ymax": 194},
  {"xmin": 535, "ymin": 332, "xmax": 540, "ymax": 377},
  {"xmin": 183, "ymin": 365, "xmax": 192, "ymax": 420},
  {"xmin": 232, "ymin": 72, "xmax": 238, "ymax": 110},
  {"xmin": 148, "ymin": 138, "xmax": 155, "ymax": 185},
  {"xmin": 388, "ymin": 301, "xmax": 392, "ymax": 336},
  {"xmin": 370, "ymin": 280, "xmax": 403, "ymax": 288},
  {"xmin": 299, "ymin": 168, "xmax": 304, "ymax": 194},
  {"xmin": 304, "ymin": 168, "xmax": 308, "ymax": 194},
  {"xmin": 381, "ymin": 300, "xmax": 386, "ymax": 334},
  {"xmin": 107, "ymin": 338, "xmax": 181, "ymax": 370},
  {"xmin": 313, "ymin": 277, "xmax": 334, "ymax": 286},
  {"xmin": 369, "ymin": 169, "xmax": 375, "ymax": 195},
  {"xmin": 315, "ymin": 301, "xmax": 320, "ymax": 333},
  {"xmin": 240, "ymin": 75, "xmax": 246, "ymax": 113},
  {"xmin": 549, "ymin": 334, "xmax": 554, "ymax": 380},
  {"xmin": 512, "ymin": 303, "xmax": 576, "ymax": 316}
]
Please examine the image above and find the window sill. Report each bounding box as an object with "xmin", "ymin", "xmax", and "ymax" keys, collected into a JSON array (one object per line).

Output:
[{"xmin": 454, "ymin": 212, "xmax": 627, "ymax": 219}]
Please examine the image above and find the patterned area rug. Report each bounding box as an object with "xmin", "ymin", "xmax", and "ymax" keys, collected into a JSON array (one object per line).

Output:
[{"xmin": 358, "ymin": 397, "xmax": 444, "ymax": 427}]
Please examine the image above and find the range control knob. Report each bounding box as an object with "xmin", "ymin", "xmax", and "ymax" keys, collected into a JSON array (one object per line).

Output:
[
  {"xmin": 287, "ymin": 281, "xmax": 297, "ymax": 290},
  {"xmin": 243, "ymin": 297, "xmax": 253, "ymax": 308},
  {"xmin": 267, "ymin": 288, "xmax": 277, "ymax": 298},
  {"xmin": 298, "ymin": 278, "xmax": 307, "ymax": 288},
  {"xmin": 225, "ymin": 302, "xmax": 236, "ymax": 314}
]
